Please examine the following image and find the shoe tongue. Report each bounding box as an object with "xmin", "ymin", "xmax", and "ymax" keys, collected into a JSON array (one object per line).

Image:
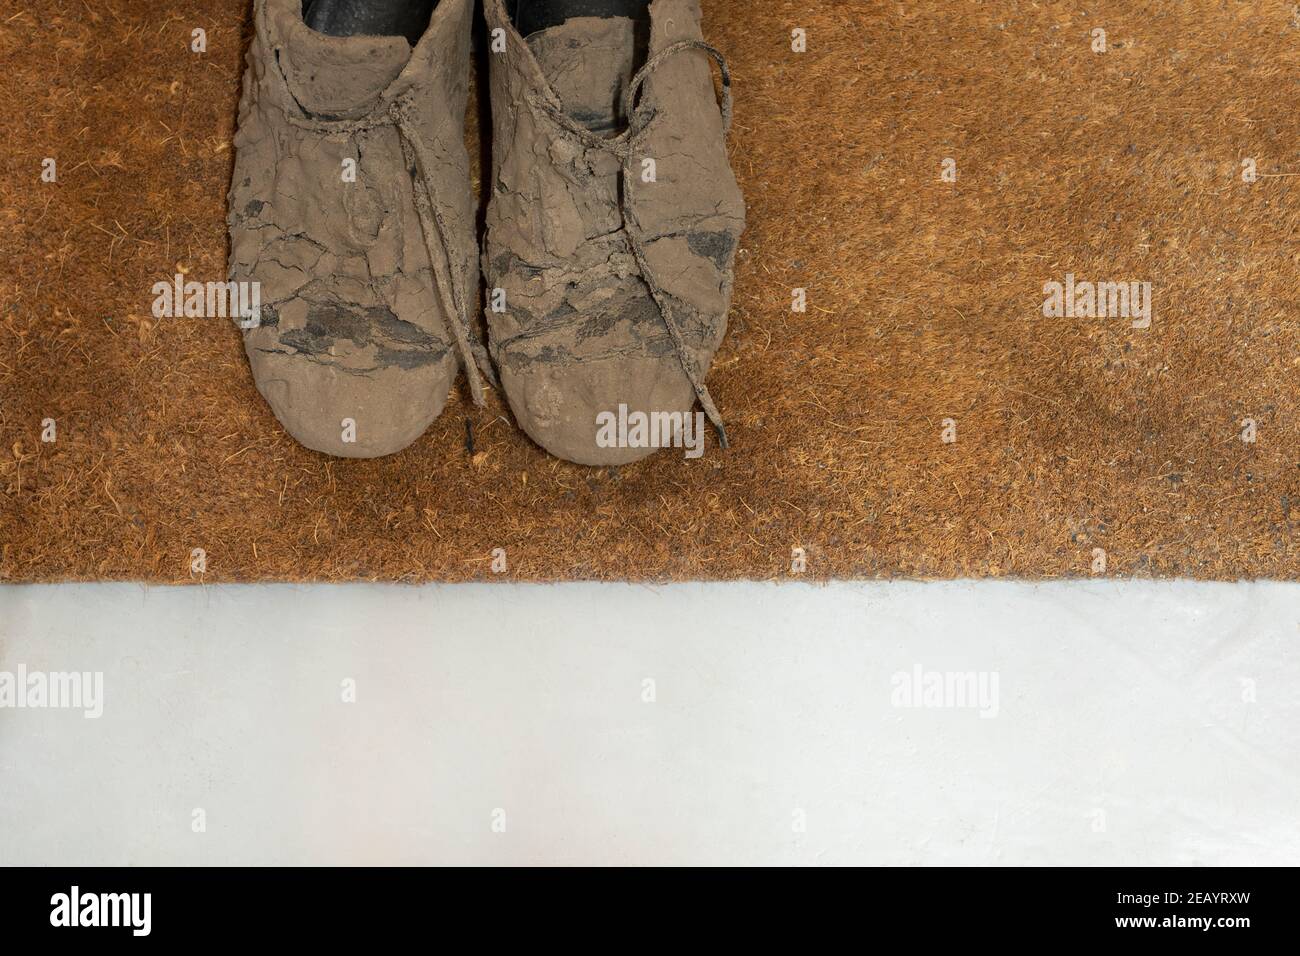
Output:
[
  {"xmin": 279, "ymin": 11, "xmax": 413, "ymax": 118},
  {"xmin": 527, "ymin": 17, "xmax": 640, "ymax": 135}
]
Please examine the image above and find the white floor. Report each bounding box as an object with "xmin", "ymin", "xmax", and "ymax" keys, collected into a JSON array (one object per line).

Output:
[{"xmin": 0, "ymin": 580, "xmax": 1296, "ymax": 866}]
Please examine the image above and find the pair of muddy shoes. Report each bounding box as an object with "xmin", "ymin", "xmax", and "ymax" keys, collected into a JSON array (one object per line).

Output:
[{"xmin": 228, "ymin": 0, "xmax": 744, "ymax": 464}]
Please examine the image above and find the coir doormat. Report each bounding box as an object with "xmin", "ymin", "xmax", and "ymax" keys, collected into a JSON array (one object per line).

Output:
[{"xmin": 2, "ymin": 0, "xmax": 1297, "ymax": 582}]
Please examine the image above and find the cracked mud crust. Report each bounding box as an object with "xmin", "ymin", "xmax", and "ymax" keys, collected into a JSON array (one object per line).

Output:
[
  {"xmin": 483, "ymin": 0, "xmax": 745, "ymax": 466},
  {"xmin": 228, "ymin": 0, "xmax": 477, "ymax": 458}
]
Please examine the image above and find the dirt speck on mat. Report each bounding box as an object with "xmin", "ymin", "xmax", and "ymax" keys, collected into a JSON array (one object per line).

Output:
[{"xmin": 1, "ymin": 0, "xmax": 1298, "ymax": 582}]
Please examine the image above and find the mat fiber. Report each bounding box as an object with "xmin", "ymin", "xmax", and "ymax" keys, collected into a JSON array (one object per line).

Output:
[{"xmin": 2, "ymin": 0, "xmax": 1298, "ymax": 583}]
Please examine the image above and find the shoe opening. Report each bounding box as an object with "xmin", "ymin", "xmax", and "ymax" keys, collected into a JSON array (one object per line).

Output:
[
  {"xmin": 302, "ymin": 0, "xmax": 439, "ymax": 46},
  {"xmin": 507, "ymin": 0, "xmax": 650, "ymax": 38}
]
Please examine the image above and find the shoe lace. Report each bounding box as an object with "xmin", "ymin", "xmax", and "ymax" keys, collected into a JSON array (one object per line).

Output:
[
  {"xmin": 526, "ymin": 40, "xmax": 735, "ymax": 449},
  {"xmin": 272, "ymin": 63, "xmax": 496, "ymax": 406}
]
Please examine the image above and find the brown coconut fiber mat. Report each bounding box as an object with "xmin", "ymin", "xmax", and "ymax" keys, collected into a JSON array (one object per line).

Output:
[{"xmin": 2, "ymin": 0, "xmax": 1298, "ymax": 583}]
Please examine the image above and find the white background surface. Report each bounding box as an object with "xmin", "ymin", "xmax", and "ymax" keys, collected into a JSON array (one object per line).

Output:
[{"xmin": 1, "ymin": 580, "xmax": 1297, "ymax": 865}]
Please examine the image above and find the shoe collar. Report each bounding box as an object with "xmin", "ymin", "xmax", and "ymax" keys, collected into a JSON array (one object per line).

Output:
[
  {"xmin": 262, "ymin": 0, "xmax": 467, "ymax": 120},
  {"xmin": 483, "ymin": 0, "xmax": 702, "ymax": 119}
]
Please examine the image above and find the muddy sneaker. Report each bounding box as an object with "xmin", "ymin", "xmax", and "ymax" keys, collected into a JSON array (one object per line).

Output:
[
  {"xmin": 482, "ymin": 0, "xmax": 745, "ymax": 465},
  {"xmin": 228, "ymin": 0, "xmax": 491, "ymax": 458}
]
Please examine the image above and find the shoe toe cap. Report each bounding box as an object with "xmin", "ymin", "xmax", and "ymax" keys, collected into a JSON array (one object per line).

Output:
[
  {"xmin": 502, "ymin": 354, "xmax": 701, "ymax": 466},
  {"xmin": 248, "ymin": 348, "xmax": 454, "ymax": 459}
]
